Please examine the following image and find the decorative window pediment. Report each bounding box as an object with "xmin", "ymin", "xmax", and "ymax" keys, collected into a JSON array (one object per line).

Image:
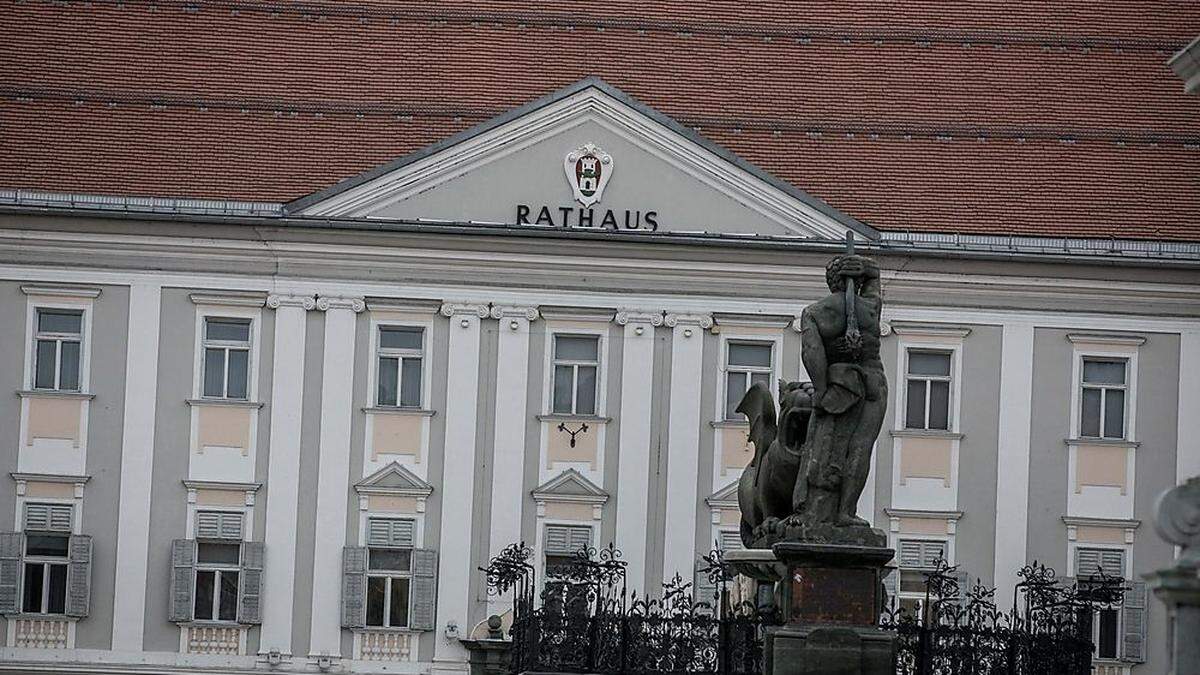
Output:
[
  {"xmin": 531, "ymin": 468, "xmax": 608, "ymax": 506},
  {"xmin": 355, "ymin": 461, "xmax": 434, "ymax": 498},
  {"xmin": 705, "ymin": 480, "xmax": 739, "ymax": 510}
]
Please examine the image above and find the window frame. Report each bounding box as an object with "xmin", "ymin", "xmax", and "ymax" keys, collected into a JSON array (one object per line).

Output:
[
  {"xmin": 1067, "ymin": 335, "xmax": 1141, "ymax": 443},
  {"xmin": 192, "ymin": 545, "xmax": 242, "ymax": 624},
  {"xmin": 200, "ymin": 317, "xmax": 253, "ymax": 400},
  {"xmin": 890, "ymin": 328, "xmax": 968, "ymax": 436},
  {"xmin": 891, "ymin": 536, "xmax": 951, "ymax": 623},
  {"xmin": 21, "ymin": 534, "xmax": 70, "ymax": 616},
  {"xmin": 363, "ymin": 517, "xmax": 418, "ymax": 630},
  {"xmin": 722, "ymin": 340, "xmax": 775, "ymax": 421},
  {"xmin": 1070, "ymin": 544, "xmax": 1130, "ymax": 662},
  {"xmin": 374, "ymin": 325, "xmax": 426, "ymax": 409},
  {"xmin": 31, "ymin": 308, "xmax": 84, "ymax": 392},
  {"xmin": 24, "ymin": 296, "xmax": 94, "ymax": 393},
  {"xmin": 191, "ymin": 304, "xmax": 260, "ymax": 402},
  {"xmin": 1078, "ymin": 357, "xmax": 1129, "ymax": 441},
  {"xmin": 549, "ymin": 333, "xmax": 602, "ymax": 416},
  {"xmin": 902, "ymin": 349, "xmax": 954, "ymax": 431}
]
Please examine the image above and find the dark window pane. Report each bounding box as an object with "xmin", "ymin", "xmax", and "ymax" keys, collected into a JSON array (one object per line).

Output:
[
  {"xmin": 59, "ymin": 341, "xmax": 80, "ymax": 391},
  {"xmin": 203, "ymin": 348, "xmax": 225, "ymax": 397},
  {"xmin": 205, "ymin": 318, "xmax": 250, "ymax": 342},
  {"xmin": 194, "ymin": 570, "xmax": 215, "ymax": 620},
  {"xmin": 400, "ymin": 358, "xmax": 422, "ymax": 407},
  {"xmin": 728, "ymin": 343, "xmax": 772, "ymax": 368},
  {"xmin": 35, "ymin": 340, "xmax": 57, "ymax": 389},
  {"xmin": 23, "ymin": 563, "xmax": 44, "ymax": 612},
  {"xmin": 1083, "ymin": 359, "xmax": 1125, "ymax": 385},
  {"xmin": 1081, "ymin": 388, "xmax": 1102, "ymax": 437},
  {"xmin": 726, "ymin": 372, "xmax": 747, "ymax": 419},
  {"xmin": 380, "ymin": 326, "xmax": 423, "ymax": 350},
  {"xmin": 552, "ymin": 365, "xmax": 573, "ymax": 413},
  {"xmin": 219, "ymin": 571, "xmax": 239, "ymax": 621},
  {"xmin": 555, "ymin": 336, "xmax": 598, "ymax": 361},
  {"xmin": 226, "ymin": 350, "xmax": 248, "ymax": 400},
  {"xmin": 908, "ymin": 351, "xmax": 951, "ymax": 377},
  {"xmin": 369, "ymin": 549, "xmax": 412, "ymax": 572},
  {"xmin": 928, "ymin": 381, "xmax": 950, "ymax": 430},
  {"xmin": 899, "ymin": 570, "xmax": 927, "ymax": 594},
  {"xmin": 366, "ymin": 577, "xmax": 386, "ymax": 627},
  {"xmin": 1104, "ymin": 390, "xmax": 1125, "ymax": 439},
  {"xmin": 576, "ymin": 366, "xmax": 597, "ymax": 415},
  {"xmin": 47, "ymin": 564, "xmax": 67, "ymax": 614},
  {"xmin": 1097, "ymin": 608, "xmax": 1119, "ymax": 659},
  {"xmin": 377, "ymin": 357, "xmax": 398, "ymax": 406},
  {"xmin": 389, "ymin": 577, "xmax": 410, "ymax": 628},
  {"xmin": 197, "ymin": 543, "xmax": 241, "ymax": 565},
  {"xmin": 38, "ymin": 310, "xmax": 82, "ymax": 334},
  {"xmin": 26, "ymin": 535, "xmax": 69, "ymax": 557},
  {"xmin": 905, "ymin": 380, "xmax": 927, "ymax": 429},
  {"xmin": 750, "ymin": 372, "xmax": 770, "ymax": 390}
]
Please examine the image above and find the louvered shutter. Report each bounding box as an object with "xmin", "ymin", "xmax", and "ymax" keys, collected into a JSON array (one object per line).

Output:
[
  {"xmin": 921, "ymin": 541, "xmax": 947, "ymax": 568},
  {"xmin": 341, "ymin": 546, "xmax": 368, "ymax": 628},
  {"xmin": 410, "ymin": 548, "xmax": 438, "ymax": 631},
  {"xmin": 1121, "ymin": 580, "xmax": 1147, "ymax": 663},
  {"xmin": 367, "ymin": 518, "xmax": 415, "ymax": 548},
  {"xmin": 1076, "ymin": 548, "xmax": 1124, "ymax": 579},
  {"xmin": 196, "ymin": 511, "xmax": 243, "ymax": 540},
  {"xmin": 881, "ymin": 567, "xmax": 898, "ymax": 610},
  {"xmin": 65, "ymin": 534, "xmax": 92, "ymax": 618},
  {"xmin": 568, "ymin": 526, "xmax": 591, "ymax": 553},
  {"xmin": 898, "ymin": 540, "xmax": 922, "ymax": 567},
  {"xmin": 0, "ymin": 532, "xmax": 23, "ymax": 615},
  {"xmin": 719, "ymin": 530, "xmax": 743, "ymax": 551},
  {"xmin": 952, "ymin": 571, "xmax": 971, "ymax": 605},
  {"xmin": 24, "ymin": 503, "xmax": 73, "ymax": 532},
  {"xmin": 545, "ymin": 525, "xmax": 590, "ymax": 555},
  {"xmin": 238, "ymin": 541, "xmax": 264, "ymax": 624},
  {"xmin": 169, "ymin": 539, "xmax": 196, "ymax": 622}
]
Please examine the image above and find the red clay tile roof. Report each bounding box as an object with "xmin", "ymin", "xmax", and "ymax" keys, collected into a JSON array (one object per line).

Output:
[{"xmin": 2, "ymin": 0, "xmax": 1199, "ymax": 240}]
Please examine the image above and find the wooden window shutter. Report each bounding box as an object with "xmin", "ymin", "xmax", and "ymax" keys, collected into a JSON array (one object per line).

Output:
[
  {"xmin": 169, "ymin": 539, "xmax": 196, "ymax": 622},
  {"xmin": 0, "ymin": 532, "xmax": 23, "ymax": 615},
  {"xmin": 545, "ymin": 525, "xmax": 590, "ymax": 555},
  {"xmin": 340, "ymin": 546, "xmax": 368, "ymax": 629},
  {"xmin": 24, "ymin": 503, "xmax": 72, "ymax": 533},
  {"xmin": 1076, "ymin": 547, "xmax": 1124, "ymax": 578},
  {"xmin": 1121, "ymin": 580, "xmax": 1148, "ymax": 663},
  {"xmin": 952, "ymin": 571, "xmax": 971, "ymax": 605},
  {"xmin": 196, "ymin": 511, "xmax": 243, "ymax": 540},
  {"xmin": 920, "ymin": 541, "xmax": 947, "ymax": 569},
  {"xmin": 367, "ymin": 518, "xmax": 415, "ymax": 548},
  {"xmin": 898, "ymin": 540, "xmax": 923, "ymax": 567},
  {"xmin": 882, "ymin": 567, "xmax": 898, "ymax": 607},
  {"xmin": 409, "ymin": 548, "xmax": 438, "ymax": 631},
  {"xmin": 719, "ymin": 530, "xmax": 743, "ymax": 551},
  {"xmin": 65, "ymin": 534, "xmax": 92, "ymax": 618},
  {"xmin": 238, "ymin": 541, "xmax": 264, "ymax": 624},
  {"xmin": 568, "ymin": 526, "xmax": 591, "ymax": 553}
]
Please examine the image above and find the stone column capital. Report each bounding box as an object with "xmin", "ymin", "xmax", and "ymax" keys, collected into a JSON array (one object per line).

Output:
[
  {"xmin": 615, "ymin": 309, "xmax": 664, "ymax": 327},
  {"xmin": 315, "ymin": 296, "xmax": 365, "ymax": 312},
  {"xmin": 440, "ymin": 302, "xmax": 491, "ymax": 319},
  {"xmin": 489, "ymin": 305, "xmax": 540, "ymax": 321},
  {"xmin": 267, "ymin": 294, "xmax": 317, "ymax": 310},
  {"xmin": 664, "ymin": 313, "xmax": 714, "ymax": 330}
]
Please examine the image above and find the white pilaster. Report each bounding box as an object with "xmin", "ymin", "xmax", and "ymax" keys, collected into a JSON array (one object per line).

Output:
[
  {"xmin": 993, "ymin": 322, "xmax": 1035, "ymax": 607},
  {"xmin": 662, "ymin": 313, "xmax": 712, "ymax": 586},
  {"xmin": 614, "ymin": 309, "xmax": 662, "ymax": 594},
  {"xmin": 1178, "ymin": 329, "xmax": 1200, "ymax": 484},
  {"xmin": 486, "ymin": 305, "xmax": 538, "ymax": 615},
  {"xmin": 308, "ymin": 296, "xmax": 364, "ymax": 658},
  {"xmin": 111, "ymin": 282, "xmax": 161, "ymax": 651},
  {"xmin": 433, "ymin": 302, "xmax": 488, "ymax": 667},
  {"xmin": 260, "ymin": 294, "xmax": 314, "ymax": 655}
]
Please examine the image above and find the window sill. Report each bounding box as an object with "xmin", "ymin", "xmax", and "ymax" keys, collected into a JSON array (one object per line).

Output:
[
  {"xmin": 363, "ymin": 407, "xmax": 437, "ymax": 417},
  {"xmin": 5, "ymin": 613, "xmax": 74, "ymax": 621},
  {"xmin": 186, "ymin": 398, "xmax": 264, "ymax": 409},
  {"xmin": 16, "ymin": 390, "xmax": 94, "ymax": 400},
  {"xmin": 537, "ymin": 413, "xmax": 612, "ymax": 424},
  {"xmin": 179, "ymin": 620, "xmax": 245, "ymax": 627},
  {"xmin": 891, "ymin": 429, "xmax": 963, "ymax": 440},
  {"xmin": 711, "ymin": 419, "xmax": 749, "ymax": 429},
  {"xmin": 1064, "ymin": 438, "xmax": 1140, "ymax": 448},
  {"xmin": 354, "ymin": 626, "xmax": 420, "ymax": 634}
]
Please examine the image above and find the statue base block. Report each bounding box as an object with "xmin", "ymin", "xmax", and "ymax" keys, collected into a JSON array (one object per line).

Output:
[{"xmin": 767, "ymin": 540, "xmax": 895, "ymax": 675}]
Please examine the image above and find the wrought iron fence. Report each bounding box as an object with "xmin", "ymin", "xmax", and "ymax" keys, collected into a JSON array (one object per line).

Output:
[{"xmin": 482, "ymin": 544, "xmax": 1124, "ymax": 675}]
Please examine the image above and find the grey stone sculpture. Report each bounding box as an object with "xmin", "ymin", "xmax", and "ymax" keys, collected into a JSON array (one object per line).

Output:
[{"xmin": 737, "ymin": 253, "xmax": 887, "ymax": 549}]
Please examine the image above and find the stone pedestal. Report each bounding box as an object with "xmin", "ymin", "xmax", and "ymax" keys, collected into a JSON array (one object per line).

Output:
[
  {"xmin": 1144, "ymin": 565, "xmax": 1200, "ymax": 675},
  {"xmin": 766, "ymin": 540, "xmax": 896, "ymax": 675}
]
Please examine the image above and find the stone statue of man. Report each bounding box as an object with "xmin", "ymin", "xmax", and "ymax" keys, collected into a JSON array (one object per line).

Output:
[{"xmin": 793, "ymin": 253, "xmax": 887, "ymax": 528}]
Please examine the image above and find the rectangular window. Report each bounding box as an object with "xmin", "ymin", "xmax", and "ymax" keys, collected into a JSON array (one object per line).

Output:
[
  {"xmin": 201, "ymin": 317, "xmax": 251, "ymax": 399},
  {"xmin": 194, "ymin": 542, "xmax": 241, "ymax": 622},
  {"xmin": 376, "ymin": 326, "xmax": 424, "ymax": 408},
  {"xmin": 1076, "ymin": 547, "xmax": 1126, "ymax": 660},
  {"xmin": 552, "ymin": 335, "xmax": 599, "ymax": 415},
  {"xmin": 1080, "ymin": 358, "xmax": 1127, "ymax": 439},
  {"xmin": 725, "ymin": 342, "xmax": 773, "ymax": 419},
  {"xmin": 904, "ymin": 350, "xmax": 952, "ymax": 430},
  {"xmin": 365, "ymin": 525, "xmax": 414, "ymax": 629},
  {"xmin": 22, "ymin": 532, "xmax": 69, "ymax": 615},
  {"xmin": 33, "ymin": 308, "xmax": 83, "ymax": 391}
]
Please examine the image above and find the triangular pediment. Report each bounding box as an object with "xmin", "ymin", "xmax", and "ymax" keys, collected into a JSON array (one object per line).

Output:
[
  {"xmin": 532, "ymin": 468, "xmax": 608, "ymax": 503},
  {"xmin": 355, "ymin": 461, "xmax": 433, "ymax": 496},
  {"xmin": 290, "ymin": 79, "xmax": 875, "ymax": 240},
  {"xmin": 706, "ymin": 480, "xmax": 740, "ymax": 508}
]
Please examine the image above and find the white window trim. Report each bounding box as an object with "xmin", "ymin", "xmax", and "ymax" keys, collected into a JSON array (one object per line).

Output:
[
  {"xmin": 1066, "ymin": 541, "xmax": 1132, "ymax": 662},
  {"xmin": 901, "ymin": 349, "xmax": 954, "ymax": 431},
  {"xmin": 358, "ymin": 513, "xmax": 422, "ymax": 632},
  {"xmin": 1067, "ymin": 334, "xmax": 1142, "ymax": 443},
  {"xmin": 714, "ymin": 331, "xmax": 783, "ymax": 423},
  {"xmin": 536, "ymin": 520, "xmax": 595, "ymax": 601},
  {"xmin": 889, "ymin": 533, "xmax": 953, "ymax": 614},
  {"xmin": 23, "ymin": 295, "xmax": 95, "ymax": 394},
  {"xmin": 191, "ymin": 304, "xmax": 262, "ymax": 402},
  {"xmin": 184, "ymin": 482, "xmax": 257, "ymax": 541},
  {"xmin": 192, "ymin": 553, "xmax": 242, "ymax": 625},
  {"xmin": 542, "ymin": 325, "xmax": 609, "ymax": 417},
  {"xmin": 367, "ymin": 315, "xmax": 433, "ymax": 410},
  {"xmin": 891, "ymin": 328, "xmax": 967, "ymax": 434}
]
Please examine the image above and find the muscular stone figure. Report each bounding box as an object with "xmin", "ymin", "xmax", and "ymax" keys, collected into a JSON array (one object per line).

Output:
[{"xmin": 793, "ymin": 254, "xmax": 887, "ymax": 528}]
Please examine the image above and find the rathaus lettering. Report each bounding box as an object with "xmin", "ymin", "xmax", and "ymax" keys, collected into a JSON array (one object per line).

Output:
[{"xmin": 515, "ymin": 204, "xmax": 659, "ymax": 231}]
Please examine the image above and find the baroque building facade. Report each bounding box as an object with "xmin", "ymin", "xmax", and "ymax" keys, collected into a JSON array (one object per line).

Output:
[{"xmin": 0, "ymin": 79, "xmax": 1196, "ymax": 675}]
